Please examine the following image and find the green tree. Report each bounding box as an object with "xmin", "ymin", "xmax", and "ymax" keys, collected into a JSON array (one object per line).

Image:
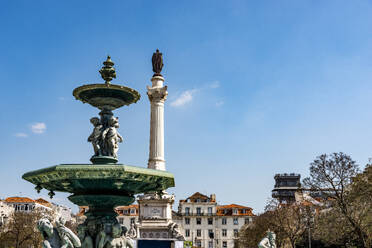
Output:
[
  {"xmin": 0, "ymin": 210, "xmax": 47, "ymax": 248},
  {"xmin": 303, "ymin": 152, "xmax": 369, "ymax": 248},
  {"xmin": 347, "ymin": 164, "xmax": 372, "ymax": 247},
  {"xmin": 235, "ymin": 211, "xmax": 273, "ymax": 248},
  {"xmin": 236, "ymin": 199, "xmax": 308, "ymax": 248}
]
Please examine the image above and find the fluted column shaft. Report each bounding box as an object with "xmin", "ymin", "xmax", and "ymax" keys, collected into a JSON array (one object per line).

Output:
[{"xmin": 147, "ymin": 75, "xmax": 168, "ymax": 171}]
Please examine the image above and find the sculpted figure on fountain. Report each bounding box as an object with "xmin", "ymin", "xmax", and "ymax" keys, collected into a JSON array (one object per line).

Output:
[
  {"xmin": 88, "ymin": 113, "xmax": 123, "ymax": 159},
  {"xmin": 258, "ymin": 230, "xmax": 277, "ymax": 248},
  {"xmin": 97, "ymin": 223, "xmax": 134, "ymax": 248},
  {"xmin": 88, "ymin": 117, "xmax": 103, "ymax": 156},
  {"xmin": 77, "ymin": 224, "xmax": 94, "ymax": 248},
  {"xmin": 37, "ymin": 217, "xmax": 81, "ymax": 248}
]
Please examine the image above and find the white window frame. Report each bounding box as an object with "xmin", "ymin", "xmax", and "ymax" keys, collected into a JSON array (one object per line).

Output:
[
  {"xmin": 233, "ymin": 217, "xmax": 238, "ymax": 225},
  {"xmin": 222, "ymin": 218, "xmax": 227, "ymax": 225}
]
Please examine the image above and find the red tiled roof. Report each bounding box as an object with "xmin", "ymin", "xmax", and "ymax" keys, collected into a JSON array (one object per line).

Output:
[
  {"xmin": 35, "ymin": 198, "xmax": 52, "ymax": 207},
  {"xmin": 115, "ymin": 205, "xmax": 139, "ymax": 216},
  {"xmin": 76, "ymin": 206, "xmax": 89, "ymax": 217},
  {"xmin": 218, "ymin": 204, "xmax": 252, "ymax": 209},
  {"xmin": 216, "ymin": 204, "xmax": 254, "ymax": 216},
  {"xmin": 180, "ymin": 192, "xmax": 216, "ymax": 203},
  {"xmin": 5, "ymin": 197, "xmax": 35, "ymax": 203},
  {"xmin": 115, "ymin": 204, "xmax": 138, "ymax": 210}
]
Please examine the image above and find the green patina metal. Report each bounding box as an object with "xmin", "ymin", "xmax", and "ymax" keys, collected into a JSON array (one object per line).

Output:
[
  {"xmin": 72, "ymin": 56, "xmax": 140, "ymax": 111},
  {"xmin": 72, "ymin": 83, "xmax": 140, "ymax": 110},
  {"xmin": 22, "ymin": 164, "xmax": 174, "ymax": 195},
  {"xmin": 68, "ymin": 194, "xmax": 135, "ymax": 213}
]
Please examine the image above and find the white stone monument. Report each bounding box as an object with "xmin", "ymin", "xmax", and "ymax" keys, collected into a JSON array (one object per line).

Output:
[
  {"xmin": 147, "ymin": 74, "xmax": 167, "ymax": 171},
  {"xmin": 134, "ymin": 50, "xmax": 184, "ymax": 243}
]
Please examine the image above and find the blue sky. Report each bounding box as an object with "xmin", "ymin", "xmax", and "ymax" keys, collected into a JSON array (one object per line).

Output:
[{"xmin": 0, "ymin": 1, "xmax": 372, "ymax": 213}]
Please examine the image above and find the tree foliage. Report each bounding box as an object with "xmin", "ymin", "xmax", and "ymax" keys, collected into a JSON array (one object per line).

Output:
[
  {"xmin": 303, "ymin": 152, "xmax": 370, "ymax": 248},
  {"xmin": 235, "ymin": 211, "xmax": 273, "ymax": 248},
  {"xmin": 0, "ymin": 210, "xmax": 50, "ymax": 248},
  {"xmin": 236, "ymin": 199, "xmax": 309, "ymax": 248},
  {"xmin": 237, "ymin": 152, "xmax": 371, "ymax": 248}
]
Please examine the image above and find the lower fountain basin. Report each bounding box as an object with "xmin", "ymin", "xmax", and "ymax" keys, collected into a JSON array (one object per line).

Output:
[{"xmin": 22, "ymin": 164, "xmax": 175, "ymax": 196}]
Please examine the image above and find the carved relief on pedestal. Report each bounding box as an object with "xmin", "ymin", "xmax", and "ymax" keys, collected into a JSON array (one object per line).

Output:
[
  {"xmin": 141, "ymin": 206, "xmax": 165, "ymax": 220},
  {"xmin": 140, "ymin": 230, "xmax": 169, "ymax": 239}
]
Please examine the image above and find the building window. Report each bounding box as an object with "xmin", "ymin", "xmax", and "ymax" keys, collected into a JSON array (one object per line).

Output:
[
  {"xmin": 185, "ymin": 207, "xmax": 190, "ymax": 215},
  {"xmin": 222, "ymin": 218, "xmax": 227, "ymax": 225},
  {"xmin": 130, "ymin": 208, "xmax": 135, "ymax": 214},
  {"xmin": 208, "ymin": 207, "xmax": 212, "ymax": 215},
  {"xmin": 124, "ymin": 210, "xmax": 128, "ymax": 214},
  {"xmin": 197, "ymin": 229, "xmax": 201, "ymax": 237},
  {"xmin": 119, "ymin": 218, "xmax": 124, "ymax": 224},
  {"xmin": 195, "ymin": 240, "xmax": 201, "ymax": 247},
  {"xmin": 130, "ymin": 218, "xmax": 135, "ymax": 224},
  {"xmin": 185, "ymin": 217, "xmax": 190, "ymax": 225},
  {"xmin": 196, "ymin": 218, "xmax": 201, "ymax": 225},
  {"xmin": 233, "ymin": 217, "xmax": 238, "ymax": 225},
  {"xmin": 223, "ymin": 241, "xmax": 227, "ymax": 248},
  {"xmin": 196, "ymin": 207, "xmax": 201, "ymax": 215},
  {"xmin": 245, "ymin": 218, "xmax": 250, "ymax": 224},
  {"xmin": 208, "ymin": 218, "xmax": 213, "ymax": 225},
  {"xmin": 208, "ymin": 229, "xmax": 214, "ymax": 239},
  {"xmin": 233, "ymin": 208, "xmax": 238, "ymax": 214},
  {"xmin": 185, "ymin": 229, "xmax": 190, "ymax": 237},
  {"xmin": 234, "ymin": 229, "xmax": 239, "ymax": 237},
  {"xmin": 208, "ymin": 241, "xmax": 213, "ymax": 248},
  {"xmin": 222, "ymin": 229, "xmax": 227, "ymax": 237}
]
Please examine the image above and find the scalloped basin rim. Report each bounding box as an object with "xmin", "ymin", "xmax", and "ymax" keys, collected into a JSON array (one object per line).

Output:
[
  {"xmin": 22, "ymin": 164, "xmax": 175, "ymax": 195},
  {"xmin": 72, "ymin": 83, "xmax": 141, "ymax": 110}
]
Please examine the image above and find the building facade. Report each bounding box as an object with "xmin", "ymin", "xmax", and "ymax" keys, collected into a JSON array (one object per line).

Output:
[
  {"xmin": 174, "ymin": 193, "xmax": 254, "ymax": 248},
  {"xmin": 116, "ymin": 204, "xmax": 139, "ymax": 230},
  {"xmin": 77, "ymin": 205, "xmax": 140, "ymax": 231},
  {"xmin": 4, "ymin": 197, "xmax": 52, "ymax": 213},
  {"xmin": 0, "ymin": 200, "xmax": 13, "ymax": 227},
  {"xmin": 2, "ymin": 197, "xmax": 72, "ymax": 223}
]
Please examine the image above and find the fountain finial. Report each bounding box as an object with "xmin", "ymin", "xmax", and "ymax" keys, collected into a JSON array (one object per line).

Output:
[{"xmin": 99, "ymin": 55, "xmax": 117, "ymax": 84}]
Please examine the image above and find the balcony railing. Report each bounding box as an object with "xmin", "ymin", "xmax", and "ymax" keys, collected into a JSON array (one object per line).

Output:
[{"xmin": 183, "ymin": 212, "xmax": 215, "ymax": 216}]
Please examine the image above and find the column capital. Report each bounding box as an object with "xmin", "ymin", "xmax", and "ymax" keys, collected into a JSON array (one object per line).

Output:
[{"xmin": 147, "ymin": 85, "xmax": 168, "ymax": 102}]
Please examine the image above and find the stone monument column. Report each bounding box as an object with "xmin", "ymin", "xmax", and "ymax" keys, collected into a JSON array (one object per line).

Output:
[
  {"xmin": 147, "ymin": 50, "xmax": 168, "ymax": 171},
  {"xmin": 136, "ymin": 50, "xmax": 185, "ymax": 242}
]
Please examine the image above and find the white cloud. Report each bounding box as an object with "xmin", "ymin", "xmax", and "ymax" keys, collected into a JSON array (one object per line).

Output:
[
  {"xmin": 170, "ymin": 81, "xmax": 220, "ymax": 108},
  {"xmin": 31, "ymin": 122, "xmax": 46, "ymax": 134},
  {"xmin": 58, "ymin": 97, "xmax": 65, "ymax": 101},
  {"xmin": 170, "ymin": 90, "xmax": 197, "ymax": 107},
  {"xmin": 216, "ymin": 101, "xmax": 224, "ymax": 107},
  {"xmin": 15, "ymin": 132, "xmax": 28, "ymax": 138}
]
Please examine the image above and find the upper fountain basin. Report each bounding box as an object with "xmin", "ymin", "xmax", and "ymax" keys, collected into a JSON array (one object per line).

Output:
[{"xmin": 73, "ymin": 83, "xmax": 141, "ymax": 110}]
